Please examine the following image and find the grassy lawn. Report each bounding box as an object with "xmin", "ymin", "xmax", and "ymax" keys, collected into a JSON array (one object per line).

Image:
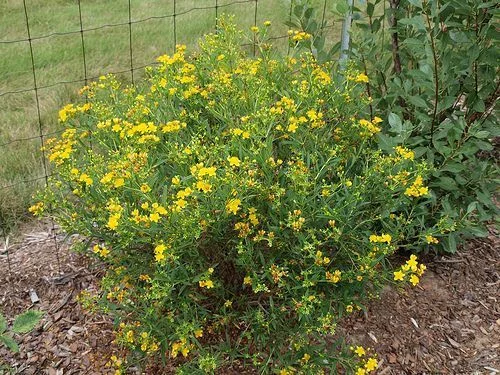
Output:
[{"xmin": 0, "ymin": 0, "xmax": 341, "ymax": 232}]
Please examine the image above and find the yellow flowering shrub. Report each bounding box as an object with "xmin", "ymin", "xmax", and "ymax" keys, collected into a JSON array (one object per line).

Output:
[{"xmin": 33, "ymin": 20, "xmax": 434, "ymax": 373}]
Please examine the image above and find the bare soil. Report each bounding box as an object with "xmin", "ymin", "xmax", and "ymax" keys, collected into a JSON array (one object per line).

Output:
[{"xmin": 1, "ymin": 222, "xmax": 498, "ymax": 374}]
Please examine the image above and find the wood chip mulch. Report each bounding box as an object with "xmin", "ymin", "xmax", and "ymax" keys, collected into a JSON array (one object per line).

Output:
[
  {"xmin": 0, "ymin": 223, "xmax": 498, "ymax": 374},
  {"xmin": 340, "ymin": 229, "xmax": 500, "ymax": 374}
]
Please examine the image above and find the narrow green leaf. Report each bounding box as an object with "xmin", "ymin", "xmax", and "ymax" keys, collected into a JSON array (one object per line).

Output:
[
  {"xmin": 0, "ymin": 313, "xmax": 6, "ymax": 333},
  {"xmin": 466, "ymin": 202, "xmax": 477, "ymax": 215}
]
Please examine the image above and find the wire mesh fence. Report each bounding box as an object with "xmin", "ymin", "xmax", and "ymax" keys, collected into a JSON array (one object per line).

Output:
[{"xmin": 0, "ymin": 0, "xmax": 348, "ymax": 273}]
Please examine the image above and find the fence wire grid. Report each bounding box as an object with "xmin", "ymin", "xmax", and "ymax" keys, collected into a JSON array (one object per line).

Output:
[{"xmin": 0, "ymin": 0, "xmax": 347, "ymax": 273}]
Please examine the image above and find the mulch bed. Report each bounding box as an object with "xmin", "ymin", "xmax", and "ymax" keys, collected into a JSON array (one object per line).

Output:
[{"xmin": 1, "ymin": 222, "xmax": 498, "ymax": 374}]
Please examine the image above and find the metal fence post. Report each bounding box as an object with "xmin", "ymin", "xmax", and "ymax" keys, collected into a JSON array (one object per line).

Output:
[{"xmin": 339, "ymin": 0, "xmax": 354, "ymax": 67}]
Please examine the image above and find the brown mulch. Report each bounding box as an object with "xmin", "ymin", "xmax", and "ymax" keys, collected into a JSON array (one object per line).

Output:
[
  {"xmin": 0, "ymin": 222, "xmax": 498, "ymax": 374},
  {"xmin": 0, "ymin": 221, "xmax": 116, "ymax": 374},
  {"xmin": 341, "ymin": 230, "xmax": 500, "ymax": 374}
]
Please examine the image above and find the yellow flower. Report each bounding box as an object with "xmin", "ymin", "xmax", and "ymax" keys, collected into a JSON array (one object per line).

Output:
[
  {"xmin": 354, "ymin": 346, "xmax": 366, "ymax": 357},
  {"xmin": 243, "ymin": 276, "xmax": 252, "ymax": 285},
  {"xmin": 406, "ymin": 254, "xmax": 418, "ymax": 270},
  {"xmin": 140, "ymin": 183, "xmax": 151, "ymax": 193},
  {"xmin": 263, "ymin": 20, "xmax": 271, "ymax": 26},
  {"xmin": 395, "ymin": 146, "xmax": 415, "ymax": 160},
  {"xmin": 249, "ymin": 213, "xmax": 259, "ymax": 226},
  {"xmin": 154, "ymin": 243, "xmax": 167, "ymax": 262},
  {"xmin": 177, "ymin": 187, "xmax": 193, "ymax": 199},
  {"xmin": 198, "ymin": 166, "xmax": 217, "ymax": 178},
  {"xmin": 369, "ymin": 233, "xmax": 392, "ymax": 244},
  {"xmin": 405, "ymin": 175, "xmax": 429, "ymax": 198},
  {"xmin": 356, "ymin": 368, "xmax": 366, "ymax": 375},
  {"xmin": 326, "ymin": 270, "xmax": 342, "ymax": 283},
  {"xmin": 393, "ymin": 270, "xmax": 405, "ymax": 281},
  {"xmin": 250, "ymin": 26, "xmax": 259, "ymax": 33},
  {"xmin": 417, "ymin": 263, "xmax": 427, "ymax": 276},
  {"xmin": 79, "ymin": 173, "xmax": 93, "ymax": 186},
  {"xmin": 28, "ymin": 202, "xmax": 44, "ymax": 215},
  {"xmin": 175, "ymin": 199, "xmax": 187, "ymax": 210},
  {"xmin": 346, "ymin": 304, "xmax": 353, "ymax": 313},
  {"xmin": 365, "ymin": 357, "xmax": 378, "ymax": 372},
  {"xmin": 287, "ymin": 122, "xmax": 298, "ymax": 133},
  {"xmin": 228, "ymin": 156, "xmax": 241, "ymax": 167},
  {"xmin": 196, "ymin": 180, "xmax": 212, "ymax": 193},
  {"xmin": 425, "ymin": 235, "xmax": 439, "ymax": 244},
  {"xmin": 171, "ymin": 176, "xmax": 181, "ymax": 185},
  {"xmin": 149, "ymin": 212, "xmax": 161, "ymax": 223},
  {"xmin": 107, "ymin": 214, "xmax": 120, "ymax": 230},
  {"xmin": 226, "ymin": 198, "xmax": 241, "ymax": 214},
  {"xmin": 194, "ymin": 329, "xmax": 203, "ymax": 338},
  {"xmin": 355, "ymin": 73, "xmax": 369, "ymax": 83},
  {"xmin": 114, "ymin": 178, "xmax": 125, "ymax": 188},
  {"xmin": 409, "ymin": 274, "xmax": 420, "ymax": 286},
  {"xmin": 199, "ymin": 279, "xmax": 214, "ymax": 289}
]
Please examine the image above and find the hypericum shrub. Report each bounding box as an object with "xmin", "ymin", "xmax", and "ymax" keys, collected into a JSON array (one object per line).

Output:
[{"xmin": 33, "ymin": 20, "xmax": 432, "ymax": 373}]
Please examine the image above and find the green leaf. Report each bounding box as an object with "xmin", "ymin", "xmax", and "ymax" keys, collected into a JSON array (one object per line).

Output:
[
  {"xmin": 443, "ymin": 234, "xmax": 457, "ymax": 253},
  {"xmin": 0, "ymin": 334, "xmax": 19, "ymax": 353},
  {"xmin": 466, "ymin": 202, "xmax": 477, "ymax": 215},
  {"xmin": 433, "ymin": 176, "xmax": 458, "ymax": 191},
  {"xmin": 12, "ymin": 310, "xmax": 43, "ymax": 334},
  {"xmin": 335, "ymin": 1, "xmax": 349, "ymax": 15},
  {"xmin": 367, "ymin": 2, "xmax": 375, "ymax": 17},
  {"xmin": 388, "ymin": 112, "xmax": 402, "ymax": 133},
  {"xmin": 377, "ymin": 133, "xmax": 400, "ymax": 152},
  {"xmin": 408, "ymin": 95, "xmax": 428, "ymax": 108},
  {"xmin": 0, "ymin": 313, "xmax": 6, "ymax": 333},
  {"xmin": 474, "ymin": 130, "xmax": 490, "ymax": 139},
  {"xmin": 440, "ymin": 162, "xmax": 465, "ymax": 173},
  {"xmin": 407, "ymin": 0, "xmax": 423, "ymax": 8}
]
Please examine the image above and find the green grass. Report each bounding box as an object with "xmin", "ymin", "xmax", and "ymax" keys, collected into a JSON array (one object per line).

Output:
[{"xmin": 0, "ymin": 0, "xmax": 341, "ymax": 232}]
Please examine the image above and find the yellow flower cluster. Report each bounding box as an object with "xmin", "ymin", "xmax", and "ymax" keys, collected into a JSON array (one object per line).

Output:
[
  {"xmin": 199, "ymin": 267, "xmax": 215, "ymax": 288},
  {"xmin": 161, "ymin": 120, "xmax": 186, "ymax": 133},
  {"xmin": 93, "ymin": 244, "xmax": 110, "ymax": 258},
  {"xmin": 226, "ymin": 198, "xmax": 241, "ymax": 214},
  {"xmin": 425, "ymin": 234, "xmax": 439, "ymax": 244},
  {"xmin": 358, "ymin": 118, "xmax": 382, "ymax": 137},
  {"xmin": 369, "ymin": 233, "xmax": 392, "ymax": 244},
  {"xmin": 351, "ymin": 346, "xmax": 378, "ymax": 374},
  {"xmin": 46, "ymin": 128, "xmax": 77, "ymax": 165},
  {"xmin": 404, "ymin": 175, "xmax": 429, "ymax": 197},
  {"xmin": 393, "ymin": 254, "xmax": 426, "ymax": 286},
  {"xmin": 289, "ymin": 210, "xmax": 306, "ymax": 231},
  {"xmin": 355, "ymin": 73, "xmax": 369, "ymax": 83},
  {"xmin": 154, "ymin": 243, "xmax": 168, "ymax": 263},
  {"xmin": 395, "ymin": 146, "xmax": 415, "ymax": 160},
  {"xmin": 326, "ymin": 270, "xmax": 342, "ymax": 283},
  {"xmin": 288, "ymin": 29, "xmax": 312, "ymax": 41},
  {"xmin": 171, "ymin": 338, "xmax": 194, "ymax": 358},
  {"xmin": 28, "ymin": 201, "xmax": 44, "ymax": 216},
  {"xmin": 314, "ymin": 250, "xmax": 330, "ymax": 266}
]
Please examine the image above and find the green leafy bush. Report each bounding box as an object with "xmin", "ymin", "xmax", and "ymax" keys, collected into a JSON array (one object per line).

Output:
[
  {"xmin": 347, "ymin": 0, "xmax": 499, "ymax": 252},
  {"xmin": 33, "ymin": 20, "xmax": 432, "ymax": 373}
]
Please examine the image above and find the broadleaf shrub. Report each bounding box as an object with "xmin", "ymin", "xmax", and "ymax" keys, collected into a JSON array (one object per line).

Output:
[
  {"xmin": 347, "ymin": 0, "xmax": 499, "ymax": 252},
  {"xmin": 33, "ymin": 20, "xmax": 432, "ymax": 373}
]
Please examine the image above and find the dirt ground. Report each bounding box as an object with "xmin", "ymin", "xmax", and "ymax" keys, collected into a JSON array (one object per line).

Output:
[{"xmin": 0, "ymin": 221, "xmax": 498, "ymax": 374}]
